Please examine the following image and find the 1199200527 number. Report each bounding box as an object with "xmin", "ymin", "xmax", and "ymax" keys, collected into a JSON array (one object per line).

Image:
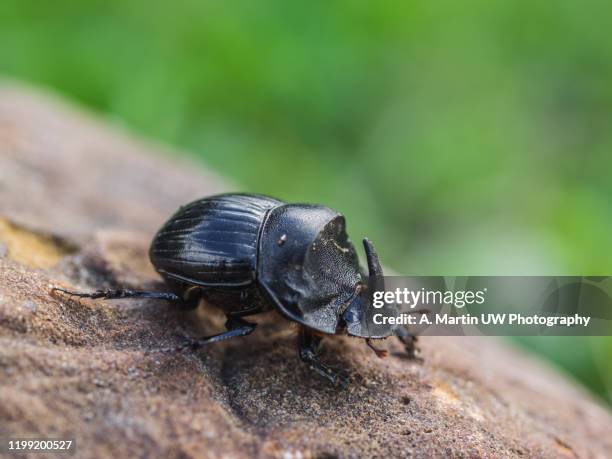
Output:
[{"xmin": 5, "ymin": 439, "xmax": 75, "ymax": 453}]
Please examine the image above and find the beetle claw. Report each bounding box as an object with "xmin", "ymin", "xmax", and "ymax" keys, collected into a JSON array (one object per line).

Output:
[
  {"xmin": 305, "ymin": 360, "xmax": 350, "ymax": 388},
  {"xmin": 326, "ymin": 365, "xmax": 350, "ymax": 388},
  {"xmin": 394, "ymin": 327, "xmax": 423, "ymax": 360},
  {"xmin": 323, "ymin": 367, "xmax": 350, "ymax": 388},
  {"xmin": 401, "ymin": 335, "xmax": 420, "ymax": 359},
  {"xmin": 145, "ymin": 335, "xmax": 195, "ymax": 354},
  {"xmin": 366, "ymin": 338, "xmax": 389, "ymax": 358},
  {"xmin": 397, "ymin": 343, "xmax": 423, "ymax": 362},
  {"xmin": 333, "ymin": 373, "xmax": 350, "ymax": 389}
]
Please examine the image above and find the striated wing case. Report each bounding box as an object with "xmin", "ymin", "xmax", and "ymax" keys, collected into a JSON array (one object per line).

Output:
[{"xmin": 149, "ymin": 193, "xmax": 283, "ymax": 287}]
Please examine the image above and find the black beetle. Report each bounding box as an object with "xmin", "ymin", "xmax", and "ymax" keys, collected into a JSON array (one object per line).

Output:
[{"xmin": 55, "ymin": 193, "xmax": 417, "ymax": 386}]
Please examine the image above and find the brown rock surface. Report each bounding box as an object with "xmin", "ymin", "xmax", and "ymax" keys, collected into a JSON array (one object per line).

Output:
[{"xmin": 0, "ymin": 82, "xmax": 611, "ymax": 458}]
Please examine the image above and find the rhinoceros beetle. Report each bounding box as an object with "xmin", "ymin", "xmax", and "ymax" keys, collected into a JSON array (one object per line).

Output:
[{"xmin": 54, "ymin": 193, "xmax": 418, "ymax": 387}]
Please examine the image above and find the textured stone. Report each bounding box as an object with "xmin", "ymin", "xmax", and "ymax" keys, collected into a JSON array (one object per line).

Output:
[{"xmin": 1, "ymin": 81, "xmax": 611, "ymax": 458}]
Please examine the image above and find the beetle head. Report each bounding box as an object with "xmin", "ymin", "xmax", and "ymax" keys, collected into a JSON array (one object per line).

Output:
[{"xmin": 340, "ymin": 238, "xmax": 398, "ymax": 338}]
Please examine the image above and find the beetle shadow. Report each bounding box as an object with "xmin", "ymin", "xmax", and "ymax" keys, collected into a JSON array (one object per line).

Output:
[{"xmin": 212, "ymin": 316, "xmax": 372, "ymax": 428}]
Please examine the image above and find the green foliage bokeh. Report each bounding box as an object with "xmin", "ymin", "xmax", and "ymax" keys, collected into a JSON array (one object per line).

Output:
[{"xmin": 1, "ymin": 0, "xmax": 611, "ymax": 402}]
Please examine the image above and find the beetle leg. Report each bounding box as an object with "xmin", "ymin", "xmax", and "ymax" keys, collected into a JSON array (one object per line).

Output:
[
  {"xmin": 394, "ymin": 326, "xmax": 421, "ymax": 360},
  {"xmin": 52, "ymin": 287, "xmax": 203, "ymax": 310},
  {"xmin": 298, "ymin": 327, "xmax": 349, "ymax": 388},
  {"xmin": 168, "ymin": 317, "xmax": 257, "ymax": 352},
  {"xmin": 226, "ymin": 306, "xmax": 264, "ymax": 319},
  {"xmin": 365, "ymin": 338, "xmax": 389, "ymax": 358},
  {"xmin": 53, "ymin": 287, "xmax": 182, "ymax": 302}
]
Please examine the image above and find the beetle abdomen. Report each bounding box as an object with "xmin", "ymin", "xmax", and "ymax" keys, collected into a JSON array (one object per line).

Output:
[{"xmin": 149, "ymin": 193, "xmax": 282, "ymax": 287}]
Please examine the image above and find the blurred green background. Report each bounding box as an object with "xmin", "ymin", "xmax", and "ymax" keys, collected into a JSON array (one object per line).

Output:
[{"xmin": 1, "ymin": 1, "xmax": 611, "ymax": 403}]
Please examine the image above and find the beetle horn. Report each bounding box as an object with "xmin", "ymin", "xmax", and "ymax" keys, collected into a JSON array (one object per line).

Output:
[{"xmin": 363, "ymin": 238, "xmax": 384, "ymax": 278}]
